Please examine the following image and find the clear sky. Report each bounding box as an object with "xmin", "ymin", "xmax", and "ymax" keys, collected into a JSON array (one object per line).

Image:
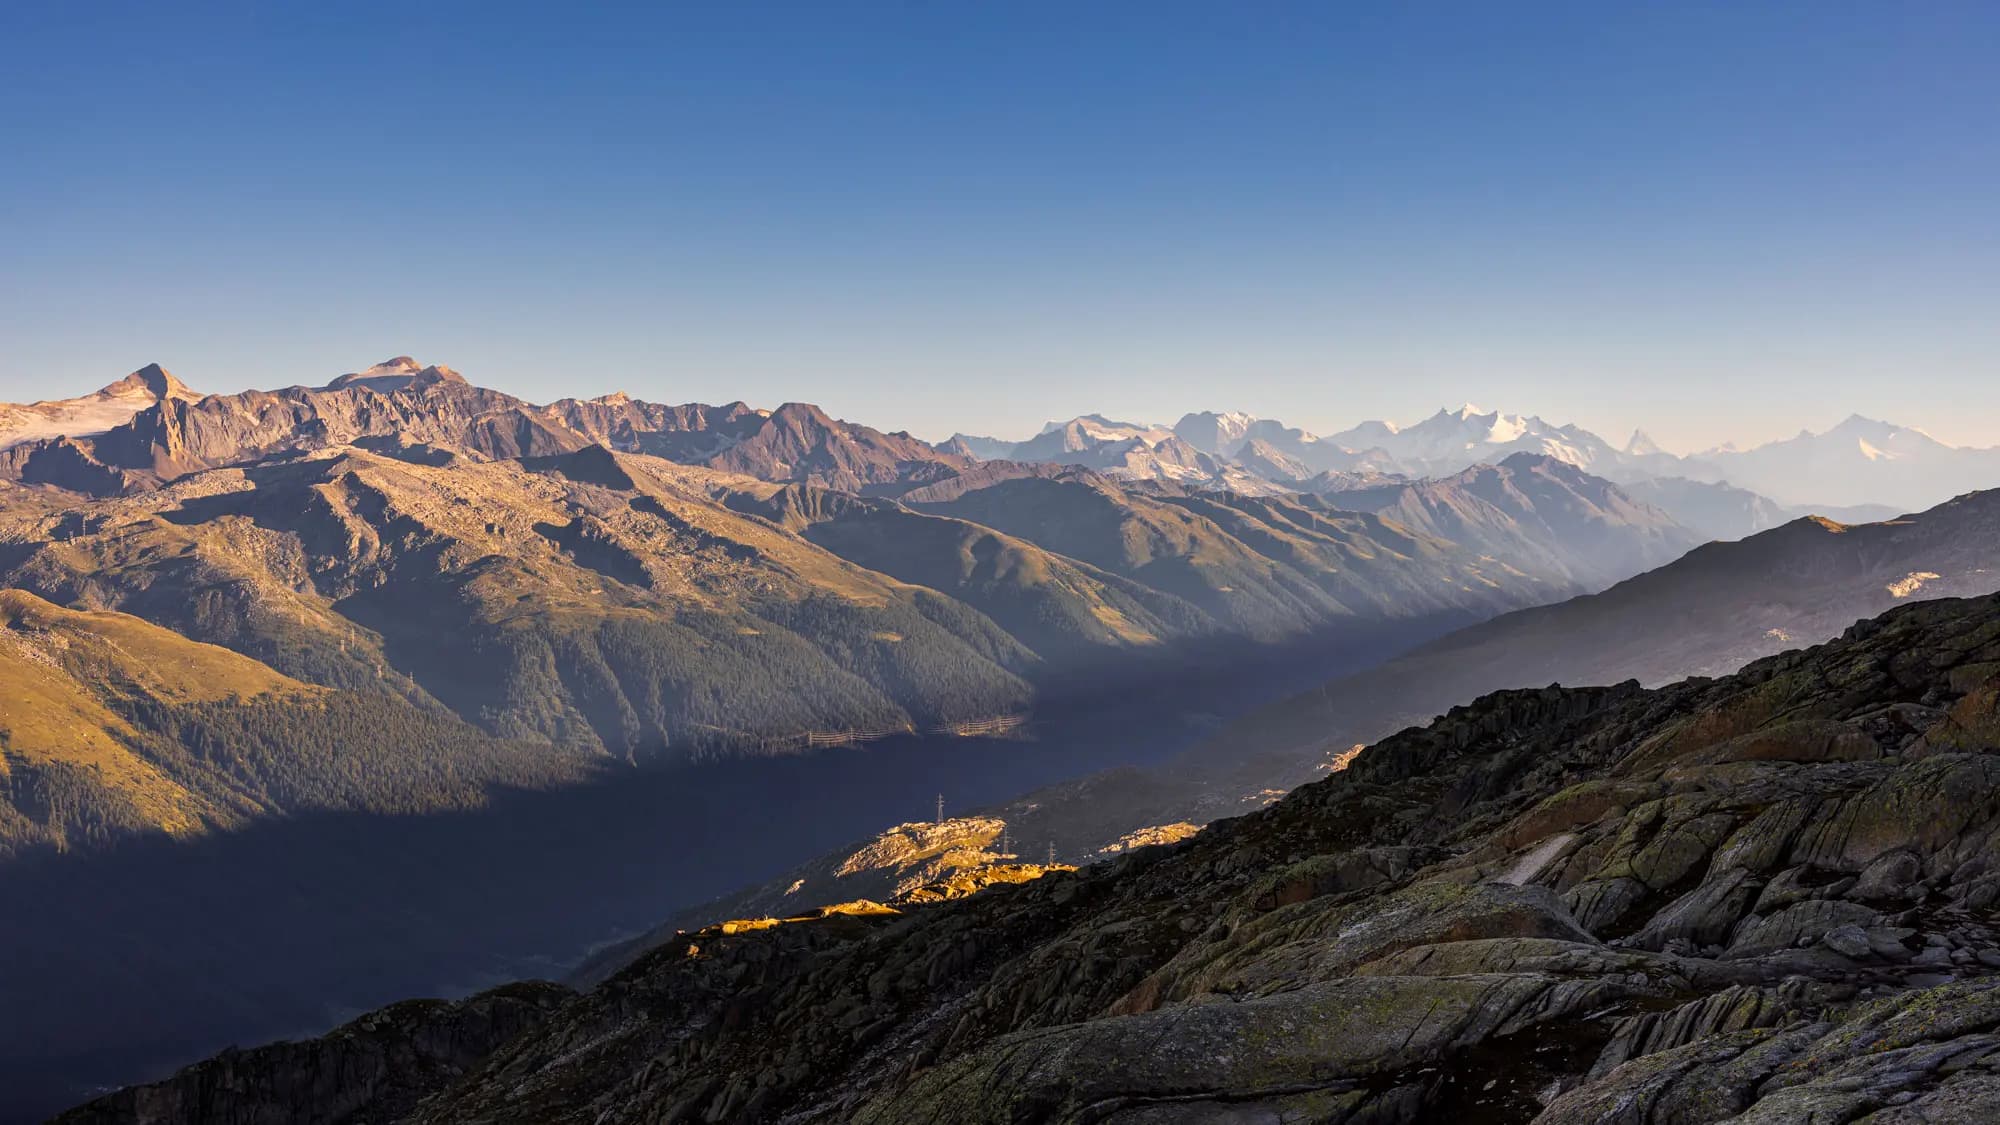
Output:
[{"xmin": 3, "ymin": 2, "xmax": 1996, "ymax": 452}]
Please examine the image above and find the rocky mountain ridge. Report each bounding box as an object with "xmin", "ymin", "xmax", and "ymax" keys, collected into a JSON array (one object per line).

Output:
[
  {"xmin": 9, "ymin": 362, "xmax": 1982, "ymax": 526},
  {"xmin": 0, "ymin": 359, "xmax": 972, "ymax": 498}
]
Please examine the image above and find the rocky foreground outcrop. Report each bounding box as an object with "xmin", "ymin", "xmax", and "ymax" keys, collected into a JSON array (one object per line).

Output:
[
  {"xmin": 54, "ymin": 983, "xmax": 571, "ymax": 1125},
  {"xmin": 63, "ymin": 592, "xmax": 2000, "ymax": 1123}
]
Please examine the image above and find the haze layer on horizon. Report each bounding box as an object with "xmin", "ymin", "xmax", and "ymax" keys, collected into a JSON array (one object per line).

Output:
[{"xmin": 2, "ymin": 1, "xmax": 1996, "ymax": 453}]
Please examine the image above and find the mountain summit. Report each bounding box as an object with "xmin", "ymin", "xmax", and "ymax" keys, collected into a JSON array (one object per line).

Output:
[
  {"xmin": 324, "ymin": 356, "xmax": 469, "ymax": 392},
  {"xmin": 0, "ymin": 364, "xmax": 197, "ymax": 453}
]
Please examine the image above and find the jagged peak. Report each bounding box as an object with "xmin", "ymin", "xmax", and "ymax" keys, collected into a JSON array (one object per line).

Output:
[
  {"xmin": 99, "ymin": 364, "xmax": 196, "ymax": 401},
  {"xmin": 1439, "ymin": 402, "xmax": 1491, "ymax": 420}
]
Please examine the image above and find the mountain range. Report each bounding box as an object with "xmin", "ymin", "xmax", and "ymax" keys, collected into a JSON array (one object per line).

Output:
[
  {"xmin": 9, "ymin": 363, "xmax": 1980, "ymax": 522},
  {"xmin": 959, "ymin": 402, "xmax": 1995, "ymax": 521},
  {"xmin": 0, "ymin": 359, "xmax": 1713, "ymax": 1120},
  {"xmin": 7, "ymin": 358, "xmax": 2000, "ymax": 1123},
  {"xmin": 0, "ymin": 363, "xmax": 1709, "ymax": 775}
]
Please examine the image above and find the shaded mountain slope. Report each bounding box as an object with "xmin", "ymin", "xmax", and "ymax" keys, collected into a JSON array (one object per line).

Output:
[
  {"xmin": 0, "ymin": 588, "xmax": 307, "ymax": 853},
  {"xmin": 1328, "ymin": 453, "xmax": 1696, "ymax": 587},
  {"xmin": 0, "ymin": 589, "xmax": 586, "ymax": 859},
  {"xmin": 1179, "ymin": 488, "xmax": 2000, "ymax": 795},
  {"xmin": 67, "ymin": 591, "xmax": 2000, "ymax": 1124},
  {"xmin": 726, "ymin": 482, "xmax": 1213, "ymax": 668},
  {"xmin": 909, "ymin": 473, "xmax": 1459, "ymax": 638},
  {"xmin": 906, "ymin": 465, "xmax": 1697, "ymax": 640}
]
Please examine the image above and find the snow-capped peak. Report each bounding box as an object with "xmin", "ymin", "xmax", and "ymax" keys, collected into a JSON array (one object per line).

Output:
[
  {"xmin": 1482, "ymin": 413, "xmax": 1528, "ymax": 445},
  {"xmin": 1171, "ymin": 410, "xmax": 1262, "ymax": 454},
  {"xmin": 0, "ymin": 364, "xmax": 202, "ymax": 451},
  {"xmin": 1625, "ymin": 429, "xmax": 1665, "ymax": 456}
]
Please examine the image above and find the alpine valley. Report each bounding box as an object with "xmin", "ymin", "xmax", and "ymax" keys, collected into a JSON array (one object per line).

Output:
[{"xmin": 8, "ymin": 360, "xmax": 2000, "ymax": 1125}]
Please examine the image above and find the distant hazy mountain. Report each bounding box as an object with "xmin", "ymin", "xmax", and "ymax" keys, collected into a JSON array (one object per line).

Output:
[
  {"xmin": 1324, "ymin": 404, "xmax": 1631, "ymax": 478},
  {"xmin": 1616, "ymin": 476, "xmax": 1798, "ymax": 541},
  {"xmin": 1621, "ymin": 475, "xmax": 1906, "ymax": 542},
  {"xmin": 1694, "ymin": 414, "xmax": 2000, "ymax": 511},
  {"xmin": 1169, "ymin": 410, "xmax": 1257, "ymax": 455},
  {"xmin": 939, "ymin": 433, "xmax": 1016, "ymax": 460},
  {"xmin": 964, "ymin": 413, "xmax": 1290, "ymax": 494},
  {"xmin": 1327, "ymin": 453, "xmax": 1695, "ymax": 588},
  {"xmin": 956, "ymin": 406, "xmax": 1646, "ymax": 496},
  {"xmin": 1192, "ymin": 485, "xmax": 2000, "ymax": 790},
  {"xmin": 1229, "ymin": 436, "xmax": 1317, "ymax": 484},
  {"xmin": 1336, "ymin": 409, "xmax": 2000, "ymax": 513},
  {"xmin": 955, "ymin": 403, "xmax": 2000, "ymax": 515}
]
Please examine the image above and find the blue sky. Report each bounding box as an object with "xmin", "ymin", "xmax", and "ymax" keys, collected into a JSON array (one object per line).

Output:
[{"xmin": 2, "ymin": 2, "xmax": 1995, "ymax": 451}]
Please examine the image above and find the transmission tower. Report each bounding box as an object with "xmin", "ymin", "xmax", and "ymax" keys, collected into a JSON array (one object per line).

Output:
[
  {"xmin": 935, "ymin": 793, "xmax": 944, "ymax": 825},
  {"xmin": 1047, "ymin": 840, "xmax": 1056, "ymax": 866}
]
